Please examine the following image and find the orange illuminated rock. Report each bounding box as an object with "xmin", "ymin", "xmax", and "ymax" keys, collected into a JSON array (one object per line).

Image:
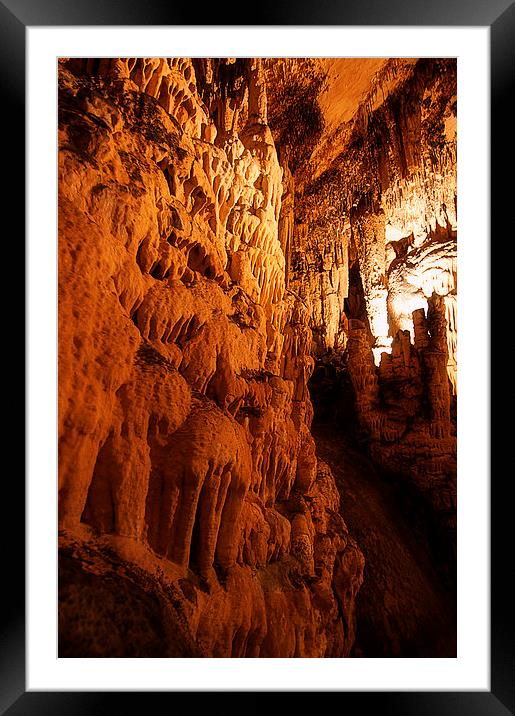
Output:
[
  {"xmin": 58, "ymin": 56, "xmax": 457, "ymax": 658},
  {"xmin": 346, "ymin": 295, "xmax": 456, "ymax": 524},
  {"xmin": 58, "ymin": 58, "xmax": 364, "ymax": 657}
]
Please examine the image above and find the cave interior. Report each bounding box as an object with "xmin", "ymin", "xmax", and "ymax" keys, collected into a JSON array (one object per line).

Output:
[{"xmin": 58, "ymin": 56, "xmax": 457, "ymax": 658}]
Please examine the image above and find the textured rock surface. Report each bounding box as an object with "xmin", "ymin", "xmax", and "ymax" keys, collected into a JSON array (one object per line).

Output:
[
  {"xmin": 58, "ymin": 58, "xmax": 364, "ymax": 657},
  {"xmin": 58, "ymin": 56, "xmax": 457, "ymax": 658},
  {"xmin": 346, "ymin": 296, "xmax": 456, "ymax": 533},
  {"xmin": 312, "ymin": 423, "xmax": 456, "ymax": 657},
  {"xmin": 266, "ymin": 58, "xmax": 457, "ymax": 560},
  {"xmin": 279, "ymin": 58, "xmax": 457, "ymax": 390}
]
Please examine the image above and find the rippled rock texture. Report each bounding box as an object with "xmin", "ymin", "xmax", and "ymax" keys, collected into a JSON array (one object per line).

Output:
[
  {"xmin": 58, "ymin": 58, "xmax": 364, "ymax": 657},
  {"xmin": 58, "ymin": 56, "xmax": 457, "ymax": 658},
  {"xmin": 274, "ymin": 59, "xmax": 457, "ymax": 383},
  {"xmin": 268, "ymin": 58, "xmax": 457, "ymax": 559}
]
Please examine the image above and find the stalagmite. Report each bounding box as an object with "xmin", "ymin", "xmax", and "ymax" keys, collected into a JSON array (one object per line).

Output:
[{"xmin": 58, "ymin": 56, "xmax": 456, "ymax": 659}]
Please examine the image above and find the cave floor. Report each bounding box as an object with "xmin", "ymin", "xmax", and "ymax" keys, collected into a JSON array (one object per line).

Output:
[{"xmin": 312, "ymin": 419, "xmax": 457, "ymax": 658}]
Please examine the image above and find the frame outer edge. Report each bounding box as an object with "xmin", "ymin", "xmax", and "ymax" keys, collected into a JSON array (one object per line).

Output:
[{"xmin": 0, "ymin": 0, "xmax": 26, "ymax": 711}]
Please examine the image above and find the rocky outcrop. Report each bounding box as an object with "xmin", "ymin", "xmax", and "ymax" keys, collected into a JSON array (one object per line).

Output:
[
  {"xmin": 312, "ymin": 423, "xmax": 456, "ymax": 657},
  {"xmin": 58, "ymin": 57, "xmax": 364, "ymax": 657},
  {"xmin": 280, "ymin": 58, "xmax": 457, "ymax": 390},
  {"xmin": 267, "ymin": 58, "xmax": 457, "ymax": 539},
  {"xmin": 346, "ymin": 296, "xmax": 456, "ymax": 523},
  {"xmin": 58, "ymin": 56, "xmax": 457, "ymax": 658}
]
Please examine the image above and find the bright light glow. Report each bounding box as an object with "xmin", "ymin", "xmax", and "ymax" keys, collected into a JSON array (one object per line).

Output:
[{"xmin": 372, "ymin": 344, "xmax": 392, "ymax": 366}]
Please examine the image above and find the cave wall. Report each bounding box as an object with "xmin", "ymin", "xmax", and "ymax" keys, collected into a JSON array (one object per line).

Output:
[
  {"xmin": 268, "ymin": 58, "xmax": 457, "ymax": 552},
  {"xmin": 57, "ymin": 57, "xmax": 364, "ymax": 658},
  {"xmin": 58, "ymin": 56, "xmax": 457, "ymax": 657},
  {"xmin": 284, "ymin": 59, "xmax": 457, "ymax": 391}
]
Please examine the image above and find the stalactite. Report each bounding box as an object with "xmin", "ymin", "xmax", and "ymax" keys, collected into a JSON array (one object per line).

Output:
[
  {"xmin": 58, "ymin": 55, "xmax": 456, "ymax": 660},
  {"xmin": 58, "ymin": 56, "xmax": 365, "ymax": 659}
]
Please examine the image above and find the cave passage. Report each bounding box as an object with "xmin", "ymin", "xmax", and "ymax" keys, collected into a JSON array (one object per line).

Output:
[
  {"xmin": 57, "ymin": 56, "xmax": 458, "ymax": 660},
  {"xmin": 308, "ymin": 363, "xmax": 457, "ymax": 657}
]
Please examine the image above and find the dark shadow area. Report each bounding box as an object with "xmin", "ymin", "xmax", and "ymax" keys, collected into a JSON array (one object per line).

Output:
[
  {"xmin": 58, "ymin": 538, "xmax": 202, "ymax": 658},
  {"xmin": 308, "ymin": 355, "xmax": 457, "ymax": 657}
]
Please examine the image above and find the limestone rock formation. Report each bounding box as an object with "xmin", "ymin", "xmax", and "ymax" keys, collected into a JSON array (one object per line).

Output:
[
  {"xmin": 58, "ymin": 57, "xmax": 364, "ymax": 657},
  {"xmin": 266, "ymin": 58, "xmax": 457, "ymax": 565},
  {"xmin": 58, "ymin": 56, "xmax": 457, "ymax": 658},
  {"xmin": 278, "ymin": 58, "xmax": 457, "ymax": 393},
  {"xmin": 346, "ymin": 296, "xmax": 456, "ymax": 523}
]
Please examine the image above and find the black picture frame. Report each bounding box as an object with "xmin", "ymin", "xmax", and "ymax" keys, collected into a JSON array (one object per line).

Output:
[{"xmin": 6, "ymin": 0, "xmax": 509, "ymax": 712}]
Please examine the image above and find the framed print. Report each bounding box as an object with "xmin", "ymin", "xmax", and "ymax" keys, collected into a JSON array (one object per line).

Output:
[{"xmin": 6, "ymin": 0, "xmax": 510, "ymax": 711}]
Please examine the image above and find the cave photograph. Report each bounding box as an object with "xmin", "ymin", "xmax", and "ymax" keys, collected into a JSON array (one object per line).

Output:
[{"xmin": 58, "ymin": 57, "xmax": 457, "ymax": 659}]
